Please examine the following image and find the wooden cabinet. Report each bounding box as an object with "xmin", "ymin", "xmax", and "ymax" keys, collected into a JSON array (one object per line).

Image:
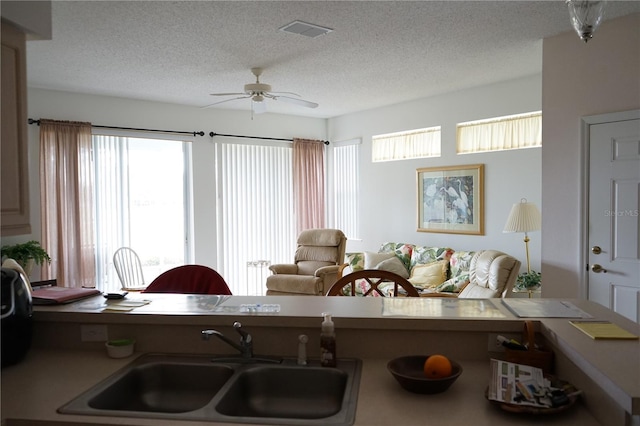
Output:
[{"xmin": 1, "ymin": 21, "xmax": 31, "ymax": 236}]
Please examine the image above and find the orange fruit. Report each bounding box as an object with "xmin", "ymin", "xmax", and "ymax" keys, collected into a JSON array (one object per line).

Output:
[{"xmin": 423, "ymin": 354, "xmax": 452, "ymax": 379}]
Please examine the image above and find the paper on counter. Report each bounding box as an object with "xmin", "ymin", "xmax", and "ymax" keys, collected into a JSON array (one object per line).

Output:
[{"xmin": 101, "ymin": 299, "xmax": 151, "ymax": 312}]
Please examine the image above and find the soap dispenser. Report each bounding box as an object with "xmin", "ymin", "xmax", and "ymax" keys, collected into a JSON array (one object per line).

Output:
[{"xmin": 320, "ymin": 312, "xmax": 337, "ymax": 367}]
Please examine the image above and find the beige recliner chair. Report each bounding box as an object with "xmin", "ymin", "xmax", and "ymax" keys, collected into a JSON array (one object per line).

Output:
[
  {"xmin": 266, "ymin": 229, "xmax": 347, "ymax": 296},
  {"xmin": 457, "ymin": 250, "xmax": 521, "ymax": 298}
]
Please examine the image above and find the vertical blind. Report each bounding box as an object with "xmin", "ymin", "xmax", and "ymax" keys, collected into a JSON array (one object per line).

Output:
[
  {"xmin": 93, "ymin": 135, "xmax": 130, "ymax": 291},
  {"xmin": 217, "ymin": 141, "xmax": 296, "ymax": 295},
  {"xmin": 333, "ymin": 142, "xmax": 359, "ymax": 240}
]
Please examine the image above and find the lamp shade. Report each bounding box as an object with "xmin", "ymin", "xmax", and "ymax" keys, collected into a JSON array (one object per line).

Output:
[{"xmin": 503, "ymin": 199, "xmax": 541, "ymax": 233}]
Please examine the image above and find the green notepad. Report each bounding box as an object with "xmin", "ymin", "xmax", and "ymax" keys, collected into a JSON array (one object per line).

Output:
[{"xmin": 570, "ymin": 321, "xmax": 639, "ymax": 340}]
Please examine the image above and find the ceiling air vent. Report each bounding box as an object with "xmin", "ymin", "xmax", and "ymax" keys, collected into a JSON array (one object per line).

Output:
[{"xmin": 279, "ymin": 20, "xmax": 333, "ymax": 38}]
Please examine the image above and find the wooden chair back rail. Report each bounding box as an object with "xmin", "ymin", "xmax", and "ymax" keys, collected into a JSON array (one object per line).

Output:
[{"xmin": 326, "ymin": 269, "xmax": 420, "ymax": 297}]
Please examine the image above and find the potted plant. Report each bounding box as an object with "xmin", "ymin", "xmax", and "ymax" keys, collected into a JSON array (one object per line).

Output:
[
  {"xmin": 1, "ymin": 240, "xmax": 51, "ymax": 276},
  {"xmin": 514, "ymin": 270, "xmax": 541, "ymax": 296}
]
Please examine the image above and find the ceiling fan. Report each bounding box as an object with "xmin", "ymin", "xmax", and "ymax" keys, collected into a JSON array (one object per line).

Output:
[{"xmin": 203, "ymin": 68, "xmax": 319, "ymax": 114}]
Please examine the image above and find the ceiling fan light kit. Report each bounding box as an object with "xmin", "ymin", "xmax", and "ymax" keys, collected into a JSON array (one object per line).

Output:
[{"xmin": 566, "ymin": 0, "xmax": 607, "ymax": 43}]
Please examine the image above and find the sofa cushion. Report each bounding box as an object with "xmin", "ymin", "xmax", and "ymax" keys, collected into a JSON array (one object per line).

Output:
[
  {"xmin": 344, "ymin": 252, "xmax": 364, "ymax": 273},
  {"xmin": 374, "ymin": 256, "xmax": 410, "ymax": 278},
  {"xmin": 458, "ymin": 281, "xmax": 498, "ymax": 298},
  {"xmin": 378, "ymin": 242, "xmax": 414, "ymax": 271},
  {"xmin": 295, "ymin": 245, "xmax": 339, "ymax": 263},
  {"xmin": 297, "ymin": 228, "xmax": 345, "ymax": 246},
  {"xmin": 265, "ymin": 274, "xmax": 321, "ymax": 295},
  {"xmin": 364, "ymin": 251, "xmax": 395, "ymax": 269},
  {"xmin": 407, "ymin": 260, "xmax": 448, "ymax": 289},
  {"xmin": 450, "ymin": 250, "xmax": 476, "ymax": 279},
  {"xmin": 297, "ymin": 260, "xmax": 333, "ymax": 276},
  {"xmin": 432, "ymin": 275, "xmax": 471, "ymax": 293},
  {"xmin": 409, "ymin": 246, "xmax": 454, "ymax": 271}
]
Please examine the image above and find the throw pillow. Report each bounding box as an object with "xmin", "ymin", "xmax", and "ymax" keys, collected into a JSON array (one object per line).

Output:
[
  {"xmin": 344, "ymin": 252, "xmax": 364, "ymax": 272},
  {"xmin": 374, "ymin": 256, "xmax": 410, "ymax": 278},
  {"xmin": 378, "ymin": 242, "xmax": 414, "ymax": 270},
  {"xmin": 407, "ymin": 260, "xmax": 449, "ymax": 289},
  {"xmin": 450, "ymin": 251, "xmax": 475, "ymax": 279},
  {"xmin": 409, "ymin": 246, "xmax": 454, "ymax": 271},
  {"xmin": 364, "ymin": 251, "xmax": 395, "ymax": 269},
  {"xmin": 433, "ymin": 275, "xmax": 471, "ymax": 293}
]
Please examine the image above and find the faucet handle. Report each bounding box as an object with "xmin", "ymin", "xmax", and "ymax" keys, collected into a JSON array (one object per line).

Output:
[{"xmin": 233, "ymin": 321, "xmax": 252, "ymax": 343}]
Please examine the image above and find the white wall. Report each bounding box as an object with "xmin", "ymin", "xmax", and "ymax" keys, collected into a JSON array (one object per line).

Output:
[
  {"xmin": 541, "ymin": 13, "xmax": 640, "ymax": 298},
  {"xmin": 328, "ymin": 75, "xmax": 542, "ymax": 273}
]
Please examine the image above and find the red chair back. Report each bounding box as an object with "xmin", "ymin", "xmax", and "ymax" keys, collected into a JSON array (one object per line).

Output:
[{"xmin": 142, "ymin": 265, "xmax": 232, "ymax": 295}]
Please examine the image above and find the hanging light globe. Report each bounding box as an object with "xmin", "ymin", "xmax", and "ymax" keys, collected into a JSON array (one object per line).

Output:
[{"xmin": 566, "ymin": 0, "xmax": 607, "ymax": 43}]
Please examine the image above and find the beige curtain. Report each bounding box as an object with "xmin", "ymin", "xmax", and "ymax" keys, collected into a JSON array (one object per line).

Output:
[
  {"xmin": 39, "ymin": 119, "xmax": 96, "ymax": 287},
  {"xmin": 293, "ymin": 138, "xmax": 325, "ymax": 234},
  {"xmin": 457, "ymin": 112, "xmax": 542, "ymax": 153},
  {"xmin": 372, "ymin": 127, "xmax": 441, "ymax": 162}
]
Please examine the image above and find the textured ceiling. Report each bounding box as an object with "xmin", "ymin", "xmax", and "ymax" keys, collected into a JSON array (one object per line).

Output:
[{"xmin": 25, "ymin": 1, "xmax": 640, "ymax": 118}]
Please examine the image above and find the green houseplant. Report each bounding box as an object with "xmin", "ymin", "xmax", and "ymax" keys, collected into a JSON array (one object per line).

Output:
[
  {"xmin": 1, "ymin": 240, "xmax": 51, "ymax": 276},
  {"xmin": 514, "ymin": 270, "xmax": 541, "ymax": 293}
]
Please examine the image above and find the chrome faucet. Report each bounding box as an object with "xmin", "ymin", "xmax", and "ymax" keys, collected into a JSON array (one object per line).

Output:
[{"xmin": 201, "ymin": 321, "xmax": 253, "ymax": 359}]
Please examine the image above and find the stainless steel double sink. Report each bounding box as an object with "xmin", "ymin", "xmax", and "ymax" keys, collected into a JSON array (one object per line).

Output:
[{"xmin": 58, "ymin": 353, "xmax": 362, "ymax": 426}]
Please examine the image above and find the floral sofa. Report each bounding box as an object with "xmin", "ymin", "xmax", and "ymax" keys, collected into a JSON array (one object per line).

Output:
[{"xmin": 339, "ymin": 242, "xmax": 521, "ymax": 298}]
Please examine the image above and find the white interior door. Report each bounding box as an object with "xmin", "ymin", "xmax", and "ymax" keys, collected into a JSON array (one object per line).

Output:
[{"xmin": 588, "ymin": 116, "xmax": 640, "ymax": 323}]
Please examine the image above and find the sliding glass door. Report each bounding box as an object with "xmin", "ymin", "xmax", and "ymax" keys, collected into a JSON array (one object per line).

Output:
[{"xmin": 92, "ymin": 133, "xmax": 192, "ymax": 291}]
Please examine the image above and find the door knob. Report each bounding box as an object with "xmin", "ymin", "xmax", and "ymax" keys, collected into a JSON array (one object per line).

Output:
[
  {"xmin": 591, "ymin": 246, "xmax": 602, "ymax": 255},
  {"xmin": 591, "ymin": 264, "xmax": 607, "ymax": 273}
]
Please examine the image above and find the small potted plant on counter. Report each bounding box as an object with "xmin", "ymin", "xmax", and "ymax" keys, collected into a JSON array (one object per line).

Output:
[
  {"xmin": 1, "ymin": 240, "xmax": 51, "ymax": 277},
  {"xmin": 514, "ymin": 270, "xmax": 541, "ymax": 298}
]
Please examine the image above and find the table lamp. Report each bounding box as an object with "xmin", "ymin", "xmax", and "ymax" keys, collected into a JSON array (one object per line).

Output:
[{"xmin": 503, "ymin": 198, "xmax": 541, "ymax": 274}]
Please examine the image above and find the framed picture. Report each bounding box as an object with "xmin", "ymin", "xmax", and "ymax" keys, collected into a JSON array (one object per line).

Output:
[{"xmin": 417, "ymin": 164, "xmax": 484, "ymax": 235}]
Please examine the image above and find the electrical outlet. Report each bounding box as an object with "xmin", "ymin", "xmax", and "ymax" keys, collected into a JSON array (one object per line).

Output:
[
  {"xmin": 487, "ymin": 333, "xmax": 521, "ymax": 352},
  {"xmin": 81, "ymin": 324, "xmax": 108, "ymax": 342}
]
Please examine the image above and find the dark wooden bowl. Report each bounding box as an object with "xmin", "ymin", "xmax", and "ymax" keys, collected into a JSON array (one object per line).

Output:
[{"xmin": 387, "ymin": 355, "xmax": 463, "ymax": 394}]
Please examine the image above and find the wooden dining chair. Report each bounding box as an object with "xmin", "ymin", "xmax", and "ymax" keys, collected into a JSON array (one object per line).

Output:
[{"xmin": 326, "ymin": 269, "xmax": 420, "ymax": 297}]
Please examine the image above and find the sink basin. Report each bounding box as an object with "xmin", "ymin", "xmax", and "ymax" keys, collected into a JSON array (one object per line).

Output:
[
  {"xmin": 88, "ymin": 362, "xmax": 234, "ymax": 413},
  {"xmin": 59, "ymin": 353, "xmax": 362, "ymax": 426},
  {"xmin": 216, "ymin": 365, "xmax": 347, "ymax": 419}
]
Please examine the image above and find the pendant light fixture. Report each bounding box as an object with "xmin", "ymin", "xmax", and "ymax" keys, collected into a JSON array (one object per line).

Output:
[{"xmin": 566, "ymin": 0, "xmax": 607, "ymax": 43}]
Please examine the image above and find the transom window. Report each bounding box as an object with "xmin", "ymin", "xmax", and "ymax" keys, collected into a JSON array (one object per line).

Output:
[
  {"xmin": 457, "ymin": 111, "xmax": 542, "ymax": 154},
  {"xmin": 372, "ymin": 126, "xmax": 441, "ymax": 162}
]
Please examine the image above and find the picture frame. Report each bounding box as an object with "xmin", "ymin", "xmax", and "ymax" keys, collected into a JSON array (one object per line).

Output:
[{"xmin": 417, "ymin": 164, "xmax": 484, "ymax": 235}]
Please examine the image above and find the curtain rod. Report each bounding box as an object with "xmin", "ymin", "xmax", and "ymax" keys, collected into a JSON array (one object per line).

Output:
[
  {"xmin": 209, "ymin": 131, "xmax": 330, "ymax": 145},
  {"xmin": 28, "ymin": 119, "xmax": 205, "ymax": 137}
]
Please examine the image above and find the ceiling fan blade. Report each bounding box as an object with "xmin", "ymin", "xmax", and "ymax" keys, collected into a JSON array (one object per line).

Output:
[
  {"xmin": 269, "ymin": 91, "xmax": 302, "ymax": 97},
  {"xmin": 209, "ymin": 92, "xmax": 246, "ymax": 97},
  {"xmin": 201, "ymin": 95, "xmax": 251, "ymax": 109},
  {"xmin": 275, "ymin": 95, "xmax": 319, "ymax": 109}
]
